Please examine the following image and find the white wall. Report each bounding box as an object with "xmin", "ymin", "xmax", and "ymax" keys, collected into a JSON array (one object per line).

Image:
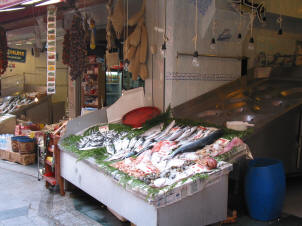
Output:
[
  {"xmin": 144, "ymin": 0, "xmax": 302, "ymax": 110},
  {"xmin": 144, "ymin": 0, "xmax": 247, "ymax": 110}
]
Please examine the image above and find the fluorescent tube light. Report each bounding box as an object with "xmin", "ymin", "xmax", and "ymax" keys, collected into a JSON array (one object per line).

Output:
[
  {"xmin": 35, "ymin": 0, "xmax": 61, "ymax": 7},
  {"xmin": 22, "ymin": 0, "xmax": 43, "ymax": 5},
  {"xmin": 0, "ymin": 7, "xmax": 25, "ymax": 12}
]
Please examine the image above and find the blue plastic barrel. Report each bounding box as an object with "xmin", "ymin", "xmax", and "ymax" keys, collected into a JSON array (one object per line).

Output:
[{"xmin": 245, "ymin": 158, "xmax": 286, "ymax": 221}]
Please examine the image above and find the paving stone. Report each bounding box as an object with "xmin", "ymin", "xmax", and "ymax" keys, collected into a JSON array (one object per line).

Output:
[
  {"xmin": 0, "ymin": 206, "xmax": 28, "ymax": 221},
  {"xmin": 0, "ymin": 161, "xmax": 106, "ymax": 226},
  {"xmin": 0, "ymin": 216, "xmax": 34, "ymax": 226},
  {"xmin": 30, "ymin": 216, "xmax": 50, "ymax": 226}
]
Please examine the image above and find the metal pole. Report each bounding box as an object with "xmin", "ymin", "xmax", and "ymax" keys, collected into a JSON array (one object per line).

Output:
[{"xmin": 176, "ymin": 52, "xmax": 247, "ymax": 61}]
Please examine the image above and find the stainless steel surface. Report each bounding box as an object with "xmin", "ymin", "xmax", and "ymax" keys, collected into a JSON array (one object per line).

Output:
[{"xmin": 174, "ymin": 67, "xmax": 302, "ymax": 173}]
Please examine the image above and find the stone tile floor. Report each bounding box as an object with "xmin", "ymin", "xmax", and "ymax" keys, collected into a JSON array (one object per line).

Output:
[{"xmin": 0, "ymin": 160, "xmax": 102, "ymax": 226}]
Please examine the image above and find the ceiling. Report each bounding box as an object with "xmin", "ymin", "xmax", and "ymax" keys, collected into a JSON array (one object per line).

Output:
[{"xmin": 0, "ymin": 0, "xmax": 106, "ymax": 31}]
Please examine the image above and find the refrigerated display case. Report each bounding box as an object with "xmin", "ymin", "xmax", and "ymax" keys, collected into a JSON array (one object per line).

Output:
[
  {"xmin": 106, "ymin": 70, "xmax": 122, "ymax": 106},
  {"xmin": 122, "ymin": 71, "xmax": 145, "ymax": 90}
]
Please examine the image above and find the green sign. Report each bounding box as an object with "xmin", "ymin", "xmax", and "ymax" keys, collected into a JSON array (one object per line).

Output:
[{"xmin": 7, "ymin": 48, "xmax": 26, "ymax": 63}]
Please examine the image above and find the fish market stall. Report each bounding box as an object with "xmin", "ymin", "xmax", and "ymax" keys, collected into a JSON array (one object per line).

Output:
[
  {"xmin": 174, "ymin": 66, "xmax": 302, "ymax": 174},
  {"xmin": 0, "ymin": 93, "xmax": 52, "ymax": 124},
  {"xmin": 59, "ymin": 108, "xmax": 251, "ymax": 226}
]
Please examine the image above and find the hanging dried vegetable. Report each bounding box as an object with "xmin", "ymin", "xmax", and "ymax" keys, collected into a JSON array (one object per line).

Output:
[
  {"xmin": 0, "ymin": 26, "xmax": 8, "ymax": 76},
  {"xmin": 123, "ymin": 0, "xmax": 148, "ymax": 80},
  {"xmin": 128, "ymin": 0, "xmax": 146, "ymax": 26},
  {"xmin": 62, "ymin": 30, "xmax": 70, "ymax": 66},
  {"xmin": 69, "ymin": 12, "xmax": 87, "ymax": 80},
  {"xmin": 83, "ymin": 14, "xmax": 90, "ymax": 47},
  {"xmin": 106, "ymin": 0, "xmax": 119, "ymax": 69},
  {"xmin": 139, "ymin": 24, "xmax": 148, "ymax": 64},
  {"xmin": 111, "ymin": 0, "xmax": 125, "ymax": 39}
]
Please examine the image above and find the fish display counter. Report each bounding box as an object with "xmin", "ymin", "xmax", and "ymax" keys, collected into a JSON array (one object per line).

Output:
[
  {"xmin": 0, "ymin": 92, "xmax": 52, "ymax": 124},
  {"xmin": 173, "ymin": 66, "xmax": 302, "ymax": 174},
  {"xmin": 59, "ymin": 108, "xmax": 251, "ymax": 226}
]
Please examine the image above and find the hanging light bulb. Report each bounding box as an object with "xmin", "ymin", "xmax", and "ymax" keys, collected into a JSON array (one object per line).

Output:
[
  {"xmin": 192, "ymin": 51, "xmax": 199, "ymax": 67},
  {"xmin": 248, "ymin": 37, "xmax": 255, "ymax": 50},
  {"xmin": 248, "ymin": 0, "xmax": 255, "ymax": 51},
  {"xmin": 261, "ymin": 6, "xmax": 267, "ymax": 27},
  {"xmin": 210, "ymin": 38, "xmax": 216, "ymax": 50},
  {"xmin": 277, "ymin": 15, "xmax": 283, "ymax": 35},
  {"xmin": 238, "ymin": 2, "xmax": 242, "ymax": 40},
  {"xmin": 278, "ymin": 28, "xmax": 283, "ymax": 35},
  {"xmin": 161, "ymin": 42, "xmax": 167, "ymax": 58},
  {"xmin": 124, "ymin": 59, "xmax": 129, "ymax": 72}
]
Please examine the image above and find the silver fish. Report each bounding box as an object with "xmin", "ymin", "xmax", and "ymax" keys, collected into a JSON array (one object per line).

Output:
[
  {"xmin": 106, "ymin": 145, "xmax": 115, "ymax": 155},
  {"xmin": 175, "ymin": 126, "xmax": 198, "ymax": 142},
  {"xmin": 144, "ymin": 131, "xmax": 161, "ymax": 140},
  {"xmin": 169, "ymin": 129, "xmax": 223, "ymax": 158},
  {"xmin": 105, "ymin": 151, "xmax": 127, "ymax": 161},
  {"xmin": 132, "ymin": 137, "xmax": 145, "ymax": 151},
  {"xmin": 128, "ymin": 137, "xmax": 138, "ymax": 150},
  {"xmin": 121, "ymin": 138, "xmax": 130, "ymax": 151},
  {"xmin": 113, "ymin": 139, "xmax": 123, "ymax": 153},
  {"xmin": 154, "ymin": 120, "xmax": 176, "ymax": 141},
  {"xmin": 164, "ymin": 126, "xmax": 187, "ymax": 141},
  {"xmin": 141, "ymin": 123, "xmax": 164, "ymax": 137}
]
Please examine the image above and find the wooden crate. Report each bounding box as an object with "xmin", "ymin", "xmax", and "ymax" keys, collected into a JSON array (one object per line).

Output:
[{"xmin": 0, "ymin": 149, "xmax": 35, "ymax": 165}]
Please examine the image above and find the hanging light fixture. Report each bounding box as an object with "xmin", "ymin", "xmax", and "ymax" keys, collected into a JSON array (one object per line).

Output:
[
  {"xmin": 161, "ymin": 0, "xmax": 167, "ymax": 59},
  {"xmin": 192, "ymin": 0, "xmax": 199, "ymax": 67},
  {"xmin": 192, "ymin": 51, "xmax": 199, "ymax": 67},
  {"xmin": 237, "ymin": 0, "xmax": 242, "ymax": 40},
  {"xmin": 277, "ymin": 16, "xmax": 283, "ymax": 35},
  {"xmin": 210, "ymin": 19, "xmax": 216, "ymax": 50},
  {"xmin": 161, "ymin": 42, "xmax": 167, "ymax": 58},
  {"xmin": 210, "ymin": 38, "xmax": 216, "ymax": 50},
  {"xmin": 248, "ymin": 37, "xmax": 254, "ymax": 50},
  {"xmin": 248, "ymin": 0, "xmax": 255, "ymax": 51},
  {"xmin": 123, "ymin": 0, "xmax": 129, "ymax": 71},
  {"xmin": 277, "ymin": 1, "xmax": 283, "ymax": 35},
  {"xmin": 124, "ymin": 59, "xmax": 129, "ymax": 71}
]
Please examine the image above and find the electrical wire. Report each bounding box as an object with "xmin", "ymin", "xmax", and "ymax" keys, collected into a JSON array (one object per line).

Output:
[
  {"xmin": 163, "ymin": 0, "xmax": 167, "ymax": 111},
  {"xmin": 193, "ymin": 0, "xmax": 198, "ymax": 51}
]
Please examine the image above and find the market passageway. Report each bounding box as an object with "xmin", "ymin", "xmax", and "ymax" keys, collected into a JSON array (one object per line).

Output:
[
  {"xmin": 1, "ymin": 159, "xmax": 302, "ymax": 226},
  {"xmin": 0, "ymin": 160, "xmax": 101, "ymax": 226}
]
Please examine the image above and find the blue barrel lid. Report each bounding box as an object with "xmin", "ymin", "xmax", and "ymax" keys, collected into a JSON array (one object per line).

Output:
[
  {"xmin": 12, "ymin": 136, "xmax": 34, "ymax": 143},
  {"xmin": 248, "ymin": 158, "xmax": 282, "ymax": 168}
]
